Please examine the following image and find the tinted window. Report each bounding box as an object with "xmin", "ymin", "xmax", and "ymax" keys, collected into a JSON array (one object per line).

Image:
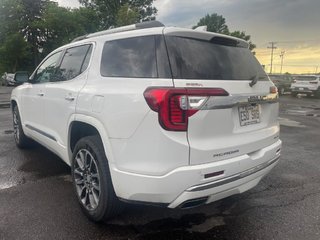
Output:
[
  {"xmin": 34, "ymin": 51, "xmax": 62, "ymax": 83},
  {"xmin": 101, "ymin": 36, "xmax": 157, "ymax": 78},
  {"xmin": 57, "ymin": 45, "xmax": 91, "ymax": 81},
  {"xmin": 165, "ymin": 36, "xmax": 268, "ymax": 81},
  {"xmin": 295, "ymin": 76, "xmax": 317, "ymax": 81}
]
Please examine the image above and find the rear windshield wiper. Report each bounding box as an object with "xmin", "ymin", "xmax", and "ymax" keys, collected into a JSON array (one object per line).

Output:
[{"xmin": 249, "ymin": 74, "xmax": 258, "ymax": 87}]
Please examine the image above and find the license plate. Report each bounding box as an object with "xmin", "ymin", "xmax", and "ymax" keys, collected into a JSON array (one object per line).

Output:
[
  {"xmin": 299, "ymin": 88, "xmax": 304, "ymax": 90},
  {"xmin": 239, "ymin": 105, "xmax": 260, "ymax": 126}
]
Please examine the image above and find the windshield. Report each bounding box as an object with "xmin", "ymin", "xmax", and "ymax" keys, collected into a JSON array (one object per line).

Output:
[{"xmin": 165, "ymin": 36, "xmax": 268, "ymax": 81}]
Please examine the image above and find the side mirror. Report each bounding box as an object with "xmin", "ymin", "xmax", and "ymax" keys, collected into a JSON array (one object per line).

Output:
[{"xmin": 14, "ymin": 72, "xmax": 29, "ymax": 85}]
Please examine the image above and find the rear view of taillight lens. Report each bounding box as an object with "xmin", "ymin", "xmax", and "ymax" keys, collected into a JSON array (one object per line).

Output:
[
  {"xmin": 143, "ymin": 87, "xmax": 229, "ymax": 131},
  {"xmin": 270, "ymin": 86, "xmax": 278, "ymax": 94}
]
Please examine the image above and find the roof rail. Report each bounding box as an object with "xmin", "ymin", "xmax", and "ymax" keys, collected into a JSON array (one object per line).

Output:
[{"xmin": 71, "ymin": 21, "xmax": 165, "ymax": 43}]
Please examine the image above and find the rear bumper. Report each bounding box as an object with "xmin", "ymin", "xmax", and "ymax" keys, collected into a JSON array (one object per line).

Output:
[
  {"xmin": 169, "ymin": 155, "xmax": 279, "ymax": 208},
  {"xmin": 110, "ymin": 140, "xmax": 282, "ymax": 208},
  {"xmin": 291, "ymin": 87, "xmax": 318, "ymax": 93}
]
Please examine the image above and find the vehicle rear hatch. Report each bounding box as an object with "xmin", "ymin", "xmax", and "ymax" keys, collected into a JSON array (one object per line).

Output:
[
  {"xmin": 292, "ymin": 76, "xmax": 319, "ymax": 90},
  {"xmin": 164, "ymin": 28, "xmax": 279, "ymax": 165}
]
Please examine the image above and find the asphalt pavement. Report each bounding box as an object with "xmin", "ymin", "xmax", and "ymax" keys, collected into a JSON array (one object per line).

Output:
[{"xmin": 0, "ymin": 87, "xmax": 320, "ymax": 240}]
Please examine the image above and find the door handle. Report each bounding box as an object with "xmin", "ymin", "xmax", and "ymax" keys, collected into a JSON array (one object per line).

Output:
[
  {"xmin": 37, "ymin": 93, "xmax": 44, "ymax": 97},
  {"xmin": 65, "ymin": 96, "xmax": 75, "ymax": 101}
]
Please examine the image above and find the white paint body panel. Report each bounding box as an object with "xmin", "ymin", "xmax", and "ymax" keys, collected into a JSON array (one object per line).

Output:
[{"xmin": 11, "ymin": 26, "xmax": 281, "ymax": 208}]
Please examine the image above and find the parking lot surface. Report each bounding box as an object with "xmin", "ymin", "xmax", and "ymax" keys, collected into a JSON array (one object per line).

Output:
[{"xmin": 0, "ymin": 87, "xmax": 320, "ymax": 240}]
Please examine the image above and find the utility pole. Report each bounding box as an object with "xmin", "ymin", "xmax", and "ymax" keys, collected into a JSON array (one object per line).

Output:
[
  {"xmin": 268, "ymin": 42, "xmax": 277, "ymax": 74},
  {"xmin": 279, "ymin": 51, "xmax": 285, "ymax": 74}
]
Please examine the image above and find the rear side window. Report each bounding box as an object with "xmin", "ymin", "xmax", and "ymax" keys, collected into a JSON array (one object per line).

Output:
[
  {"xmin": 57, "ymin": 44, "xmax": 92, "ymax": 81},
  {"xmin": 165, "ymin": 36, "xmax": 267, "ymax": 81},
  {"xmin": 101, "ymin": 36, "xmax": 157, "ymax": 78}
]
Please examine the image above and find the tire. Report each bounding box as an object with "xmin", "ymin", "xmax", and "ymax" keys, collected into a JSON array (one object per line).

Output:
[
  {"xmin": 279, "ymin": 87, "xmax": 285, "ymax": 95},
  {"xmin": 12, "ymin": 105, "xmax": 33, "ymax": 148},
  {"xmin": 291, "ymin": 92, "xmax": 298, "ymax": 97},
  {"xmin": 71, "ymin": 135, "xmax": 124, "ymax": 222},
  {"xmin": 315, "ymin": 89, "xmax": 320, "ymax": 99}
]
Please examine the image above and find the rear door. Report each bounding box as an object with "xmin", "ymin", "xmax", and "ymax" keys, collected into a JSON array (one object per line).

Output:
[{"xmin": 164, "ymin": 31, "xmax": 279, "ymax": 165}]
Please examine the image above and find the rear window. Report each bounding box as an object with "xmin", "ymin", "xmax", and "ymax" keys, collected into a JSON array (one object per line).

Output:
[
  {"xmin": 101, "ymin": 36, "xmax": 157, "ymax": 78},
  {"xmin": 269, "ymin": 75, "xmax": 292, "ymax": 81},
  {"xmin": 295, "ymin": 76, "xmax": 318, "ymax": 81},
  {"xmin": 165, "ymin": 36, "xmax": 268, "ymax": 81}
]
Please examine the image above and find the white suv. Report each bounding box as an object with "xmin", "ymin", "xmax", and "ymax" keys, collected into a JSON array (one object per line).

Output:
[
  {"xmin": 11, "ymin": 21, "xmax": 281, "ymax": 221},
  {"xmin": 291, "ymin": 75, "xmax": 320, "ymax": 97}
]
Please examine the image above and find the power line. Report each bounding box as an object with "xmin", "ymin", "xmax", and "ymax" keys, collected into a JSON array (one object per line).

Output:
[
  {"xmin": 261, "ymin": 39, "xmax": 320, "ymax": 47},
  {"xmin": 279, "ymin": 51, "xmax": 285, "ymax": 74},
  {"xmin": 267, "ymin": 42, "xmax": 277, "ymax": 74},
  {"xmin": 268, "ymin": 64, "xmax": 319, "ymax": 68}
]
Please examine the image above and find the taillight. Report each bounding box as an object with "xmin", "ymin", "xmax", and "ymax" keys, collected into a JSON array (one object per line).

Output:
[
  {"xmin": 270, "ymin": 86, "xmax": 278, "ymax": 94},
  {"xmin": 310, "ymin": 81, "xmax": 318, "ymax": 84},
  {"xmin": 144, "ymin": 87, "xmax": 229, "ymax": 131}
]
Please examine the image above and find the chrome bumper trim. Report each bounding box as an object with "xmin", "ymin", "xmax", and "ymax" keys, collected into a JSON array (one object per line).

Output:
[
  {"xmin": 187, "ymin": 155, "xmax": 280, "ymax": 192},
  {"xmin": 203, "ymin": 93, "xmax": 278, "ymax": 110}
]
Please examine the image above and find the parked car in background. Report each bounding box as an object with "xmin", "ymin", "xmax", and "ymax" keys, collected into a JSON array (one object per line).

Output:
[
  {"xmin": 268, "ymin": 74, "xmax": 293, "ymax": 95},
  {"xmin": 5, "ymin": 73, "xmax": 15, "ymax": 86},
  {"xmin": 1, "ymin": 72, "xmax": 29, "ymax": 86},
  {"xmin": 290, "ymin": 75, "xmax": 320, "ymax": 97},
  {"xmin": 0, "ymin": 73, "xmax": 6, "ymax": 86}
]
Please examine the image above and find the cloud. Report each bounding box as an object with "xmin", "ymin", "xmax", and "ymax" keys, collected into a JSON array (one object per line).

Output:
[{"xmin": 154, "ymin": 0, "xmax": 320, "ymax": 47}]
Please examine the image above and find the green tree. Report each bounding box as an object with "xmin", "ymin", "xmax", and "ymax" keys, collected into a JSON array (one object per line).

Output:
[
  {"xmin": 0, "ymin": 33, "xmax": 31, "ymax": 72},
  {"xmin": 194, "ymin": 13, "xmax": 256, "ymax": 51},
  {"xmin": 229, "ymin": 31, "xmax": 256, "ymax": 50},
  {"xmin": 73, "ymin": 7, "xmax": 101, "ymax": 34},
  {"xmin": 19, "ymin": 0, "xmax": 51, "ymax": 66},
  {"xmin": 193, "ymin": 13, "xmax": 229, "ymax": 34},
  {"xmin": 0, "ymin": 0, "xmax": 102, "ymax": 74},
  {"xmin": 79, "ymin": 0, "xmax": 157, "ymax": 29},
  {"xmin": 115, "ymin": 3, "xmax": 139, "ymax": 27},
  {"xmin": 0, "ymin": 0, "xmax": 156, "ymax": 74},
  {"xmin": 38, "ymin": 3, "xmax": 94, "ymax": 56},
  {"xmin": 0, "ymin": 0, "xmax": 22, "ymax": 42}
]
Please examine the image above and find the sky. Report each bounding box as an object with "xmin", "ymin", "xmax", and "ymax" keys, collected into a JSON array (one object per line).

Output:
[{"xmin": 56, "ymin": 0, "xmax": 320, "ymax": 74}]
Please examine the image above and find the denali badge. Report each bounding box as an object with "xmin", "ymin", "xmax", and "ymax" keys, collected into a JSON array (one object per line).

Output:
[{"xmin": 186, "ymin": 83, "xmax": 203, "ymax": 87}]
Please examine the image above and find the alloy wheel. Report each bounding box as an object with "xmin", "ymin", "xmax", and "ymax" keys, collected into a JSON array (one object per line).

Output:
[
  {"xmin": 74, "ymin": 149, "xmax": 101, "ymax": 210},
  {"xmin": 13, "ymin": 110, "xmax": 20, "ymax": 143}
]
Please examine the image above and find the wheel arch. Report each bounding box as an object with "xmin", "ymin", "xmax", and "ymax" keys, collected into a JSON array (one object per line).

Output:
[
  {"xmin": 11, "ymin": 99, "xmax": 17, "ymax": 110},
  {"xmin": 10, "ymin": 99, "xmax": 23, "ymax": 123},
  {"xmin": 67, "ymin": 115, "xmax": 115, "ymax": 166}
]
